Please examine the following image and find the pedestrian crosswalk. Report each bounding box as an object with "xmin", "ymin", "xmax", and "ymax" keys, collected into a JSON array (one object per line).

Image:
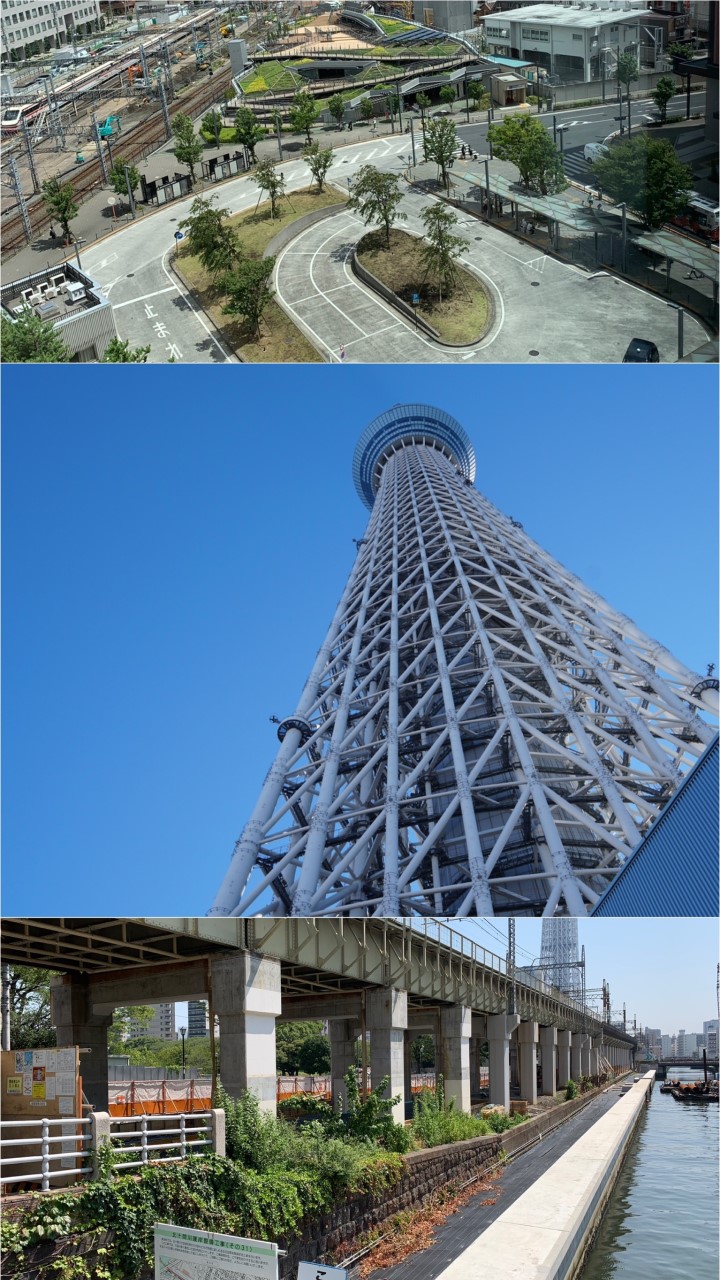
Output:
[{"xmin": 561, "ymin": 145, "xmax": 595, "ymax": 185}]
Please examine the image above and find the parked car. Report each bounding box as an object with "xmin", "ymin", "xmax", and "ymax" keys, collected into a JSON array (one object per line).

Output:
[{"xmin": 622, "ymin": 338, "xmax": 660, "ymax": 363}]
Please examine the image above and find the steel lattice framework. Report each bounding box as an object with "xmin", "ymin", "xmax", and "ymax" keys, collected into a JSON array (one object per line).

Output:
[
  {"xmin": 539, "ymin": 918, "xmax": 581, "ymax": 998},
  {"xmin": 210, "ymin": 405, "xmax": 716, "ymax": 920}
]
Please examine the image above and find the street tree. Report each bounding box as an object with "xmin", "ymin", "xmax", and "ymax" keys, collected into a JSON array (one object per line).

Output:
[
  {"xmin": 289, "ymin": 89, "xmax": 319, "ymax": 144},
  {"xmin": 172, "ymin": 112, "xmax": 203, "ymax": 182},
  {"xmin": 2, "ymin": 966, "xmax": 58, "ymax": 1049},
  {"xmin": 179, "ymin": 193, "xmax": 232, "ymax": 258},
  {"xmin": 467, "ymin": 80, "xmax": 488, "ymax": 109},
  {"xmin": 41, "ymin": 175, "xmax": 78, "ymax": 243},
  {"xmin": 303, "ymin": 140, "xmax": 333, "ymax": 192},
  {"xmin": 423, "ymin": 115, "xmax": 458, "ymax": 191},
  {"xmin": 651, "ymin": 75, "xmax": 678, "ymax": 124},
  {"xmin": 327, "ymin": 93, "xmax": 346, "ymax": 128},
  {"xmin": 255, "ymin": 158, "xmax": 286, "ymax": 218},
  {"xmin": 1, "ymin": 309, "xmax": 70, "ymax": 362},
  {"xmin": 591, "ymin": 134, "xmax": 691, "ymax": 229},
  {"xmin": 201, "ymin": 108, "xmax": 223, "ymax": 146},
  {"xmin": 222, "ymin": 256, "xmax": 275, "ymax": 335},
  {"xmin": 487, "ymin": 115, "xmax": 567, "ymax": 194},
  {"xmin": 439, "ymin": 84, "xmax": 456, "ymax": 111},
  {"xmin": 103, "ymin": 337, "xmax": 151, "ymax": 362},
  {"xmin": 616, "ymin": 52, "xmax": 639, "ymax": 136},
  {"xmin": 420, "ymin": 202, "xmax": 466, "ymax": 301},
  {"xmin": 234, "ymin": 106, "xmax": 265, "ymax": 161},
  {"xmin": 359, "ymin": 97, "xmax": 375, "ymax": 123},
  {"xmin": 108, "ymin": 1006, "xmax": 156, "ymax": 1055},
  {"xmin": 347, "ymin": 164, "xmax": 406, "ymax": 247},
  {"xmin": 109, "ymin": 158, "xmax": 141, "ymax": 208},
  {"xmin": 415, "ymin": 91, "xmax": 432, "ymax": 131},
  {"xmin": 276, "ymin": 1021, "xmax": 331, "ymax": 1074}
]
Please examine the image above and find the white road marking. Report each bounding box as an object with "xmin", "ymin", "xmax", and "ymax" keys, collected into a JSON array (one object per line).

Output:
[
  {"xmin": 112, "ymin": 284, "xmax": 178, "ymax": 309},
  {"xmin": 159, "ymin": 250, "xmax": 233, "ymax": 362}
]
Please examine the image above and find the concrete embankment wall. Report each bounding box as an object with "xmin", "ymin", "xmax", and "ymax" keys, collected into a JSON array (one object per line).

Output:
[{"xmin": 434, "ymin": 1071, "xmax": 654, "ymax": 1280}]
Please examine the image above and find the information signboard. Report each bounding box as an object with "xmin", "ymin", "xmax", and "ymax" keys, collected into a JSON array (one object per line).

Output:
[{"xmin": 154, "ymin": 1224, "xmax": 278, "ymax": 1280}]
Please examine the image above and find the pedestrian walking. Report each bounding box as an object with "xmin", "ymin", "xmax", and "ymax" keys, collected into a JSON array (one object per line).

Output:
[
  {"xmin": 339, "ymin": 344, "xmax": 346, "ymax": 361},
  {"xmin": 49, "ymin": 226, "xmax": 57, "ymax": 242}
]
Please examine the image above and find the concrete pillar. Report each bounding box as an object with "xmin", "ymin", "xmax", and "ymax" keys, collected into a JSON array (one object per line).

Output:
[
  {"xmin": 89, "ymin": 1111, "xmax": 111, "ymax": 1179},
  {"xmin": 469, "ymin": 1036, "xmax": 479, "ymax": 1097},
  {"xmin": 591, "ymin": 1037, "xmax": 603, "ymax": 1077},
  {"xmin": 487, "ymin": 1013, "xmax": 521, "ymax": 1111},
  {"xmin": 517, "ymin": 1021, "xmax": 538, "ymax": 1106},
  {"xmin": 367, "ymin": 988, "xmax": 408, "ymax": 1123},
  {"xmin": 404, "ymin": 1030, "xmax": 413, "ymax": 1114},
  {"xmin": 557, "ymin": 1029, "xmax": 572, "ymax": 1087},
  {"xmin": 581, "ymin": 1035, "xmax": 592, "ymax": 1078},
  {"xmin": 539, "ymin": 1025, "xmax": 557, "ymax": 1096},
  {"xmin": 210, "ymin": 1108, "xmax": 226, "ymax": 1158},
  {"xmin": 329, "ymin": 1019, "xmax": 358, "ymax": 1110},
  {"xmin": 438, "ymin": 1005, "xmax": 472, "ymax": 1113},
  {"xmin": 51, "ymin": 978, "xmax": 113, "ymax": 1111},
  {"xmin": 571, "ymin": 1032, "xmax": 586, "ymax": 1081},
  {"xmin": 210, "ymin": 951, "xmax": 282, "ymax": 1113}
]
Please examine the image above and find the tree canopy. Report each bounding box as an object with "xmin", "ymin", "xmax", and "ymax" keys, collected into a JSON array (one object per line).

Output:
[
  {"xmin": 172, "ymin": 112, "xmax": 203, "ymax": 181},
  {"xmin": 234, "ymin": 107, "xmax": 265, "ymax": 161},
  {"xmin": 590, "ymin": 134, "xmax": 691, "ymax": 229},
  {"xmin": 1, "ymin": 309, "xmax": 70, "ymax": 363},
  {"xmin": 420, "ymin": 203, "xmax": 467, "ymax": 300},
  {"xmin": 487, "ymin": 115, "xmax": 567, "ymax": 194},
  {"xmin": 3, "ymin": 966, "xmax": 58, "ymax": 1049},
  {"xmin": 41, "ymin": 175, "xmax": 78, "ymax": 241},
  {"xmin": 423, "ymin": 116, "xmax": 458, "ymax": 190},
  {"xmin": 303, "ymin": 140, "xmax": 333, "ymax": 193},
  {"xmin": 103, "ymin": 337, "xmax": 151, "ymax": 362},
  {"xmin": 347, "ymin": 164, "xmax": 406, "ymax": 247},
  {"xmin": 289, "ymin": 90, "xmax": 319, "ymax": 144},
  {"xmin": 222, "ymin": 256, "xmax": 275, "ymax": 335}
]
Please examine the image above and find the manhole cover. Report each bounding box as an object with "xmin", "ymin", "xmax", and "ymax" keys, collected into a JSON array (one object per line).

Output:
[
  {"xmin": 531, "ymin": 281, "xmax": 540, "ymax": 287},
  {"xmin": 529, "ymin": 349, "xmax": 540, "ymax": 356}
]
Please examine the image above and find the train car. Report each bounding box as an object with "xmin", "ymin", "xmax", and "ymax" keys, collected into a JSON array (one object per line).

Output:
[{"xmin": 0, "ymin": 100, "xmax": 45, "ymax": 133}]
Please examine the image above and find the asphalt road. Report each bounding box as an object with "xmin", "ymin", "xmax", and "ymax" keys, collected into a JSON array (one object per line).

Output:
[{"xmin": 79, "ymin": 109, "xmax": 709, "ymax": 365}]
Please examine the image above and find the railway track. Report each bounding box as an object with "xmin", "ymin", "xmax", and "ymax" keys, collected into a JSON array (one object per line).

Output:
[{"xmin": 1, "ymin": 69, "xmax": 234, "ymax": 260}]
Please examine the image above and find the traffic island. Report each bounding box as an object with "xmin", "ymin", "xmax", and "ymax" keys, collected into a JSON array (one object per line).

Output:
[
  {"xmin": 354, "ymin": 229, "xmax": 493, "ymax": 345},
  {"xmin": 173, "ymin": 190, "xmax": 347, "ymax": 362}
]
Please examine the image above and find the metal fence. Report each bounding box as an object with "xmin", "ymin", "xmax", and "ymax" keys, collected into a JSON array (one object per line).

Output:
[
  {"xmin": 0, "ymin": 1117, "xmax": 92, "ymax": 1192},
  {"xmin": 1, "ymin": 1110, "xmax": 222, "ymax": 1193}
]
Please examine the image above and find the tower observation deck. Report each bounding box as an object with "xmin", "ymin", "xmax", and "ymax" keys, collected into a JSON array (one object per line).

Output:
[{"xmin": 210, "ymin": 405, "xmax": 717, "ymax": 920}]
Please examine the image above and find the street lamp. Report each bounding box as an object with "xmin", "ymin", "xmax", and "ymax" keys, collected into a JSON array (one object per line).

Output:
[{"xmin": 179, "ymin": 1026, "xmax": 187, "ymax": 1079}]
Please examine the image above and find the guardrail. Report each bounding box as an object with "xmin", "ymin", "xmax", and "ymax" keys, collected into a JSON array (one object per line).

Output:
[
  {"xmin": 0, "ymin": 1117, "xmax": 92, "ymax": 1192},
  {"xmin": 108, "ymin": 1112, "xmax": 212, "ymax": 1171},
  {"xmin": 1, "ymin": 1110, "xmax": 224, "ymax": 1191}
]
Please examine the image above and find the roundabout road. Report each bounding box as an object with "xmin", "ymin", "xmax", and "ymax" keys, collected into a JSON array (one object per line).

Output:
[{"xmin": 81, "ymin": 135, "xmax": 707, "ymax": 364}]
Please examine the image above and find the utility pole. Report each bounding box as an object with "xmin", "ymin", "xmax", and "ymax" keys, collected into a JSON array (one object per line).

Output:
[
  {"xmin": 124, "ymin": 164, "xmax": 136, "ymax": 217},
  {"xmin": 19, "ymin": 117, "xmax": 40, "ymax": 193},
  {"xmin": 159, "ymin": 81, "xmax": 172, "ymax": 141},
  {"xmin": 507, "ymin": 919, "xmax": 516, "ymax": 1016},
  {"xmin": 92, "ymin": 112, "xmax": 109, "ymax": 183},
  {"xmin": 5, "ymin": 155, "xmax": 33, "ymax": 243}
]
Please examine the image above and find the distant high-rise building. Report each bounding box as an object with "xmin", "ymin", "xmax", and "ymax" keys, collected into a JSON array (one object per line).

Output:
[
  {"xmin": 539, "ymin": 919, "xmax": 581, "ymax": 998},
  {"xmin": 128, "ymin": 1003, "xmax": 175, "ymax": 1041},
  {"xmin": 703, "ymin": 1019, "xmax": 719, "ymax": 1056},
  {"xmin": 661, "ymin": 1035, "xmax": 672, "ymax": 1058},
  {"xmin": 210, "ymin": 405, "xmax": 716, "ymax": 920},
  {"xmin": 188, "ymin": 1001, "xmax": 208, "ymax": 1038},
  {"xmin": 645, "ymin": 1028, "xmax": 662, "ymax": 1055}
]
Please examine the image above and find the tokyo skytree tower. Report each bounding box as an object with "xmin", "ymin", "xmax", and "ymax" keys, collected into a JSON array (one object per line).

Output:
[
  {"xmin": 210, "ymin": 405, "xmax": 716, "ymax": 920},
  {"xmin": 540, "ymin": 918, "xmax": 582, "ymax": 998}
]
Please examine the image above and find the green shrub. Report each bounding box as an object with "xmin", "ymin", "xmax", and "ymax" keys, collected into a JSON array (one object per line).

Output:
[
  {"xmin": 412, "ymin": 1076, "xmax": 491, "ymax": 1148},
  {"xmin": 340, "ymin": 1068, "xmax": 411, "ymax": 1151},
  {"xmin": 565, "ymin": 1079, "xmax": 577, "ymax": 1100}
]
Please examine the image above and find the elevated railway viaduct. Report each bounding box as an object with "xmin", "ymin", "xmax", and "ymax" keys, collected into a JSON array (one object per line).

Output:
[{"xmin": 2, "ymin": 918, "xmax": 637, "ymax": 1118}]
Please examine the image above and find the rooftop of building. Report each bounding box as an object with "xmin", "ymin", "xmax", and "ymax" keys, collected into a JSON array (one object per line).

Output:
[
  {"xmin": 484, "ymin": 4, "xmax": 652, "ymax": 30},
  {"xmin": 1, "ymin": 260, "xmax": 107, "ymax": 325}
]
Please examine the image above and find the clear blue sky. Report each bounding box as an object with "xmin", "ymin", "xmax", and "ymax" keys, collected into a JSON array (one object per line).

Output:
[
  {"xmin": 2, "ymin": 363, "xmax": 717, "ymax": 915},
  {"xmin": 451, "ymin": 918, "xmax": 719, "ymax": 1037}
]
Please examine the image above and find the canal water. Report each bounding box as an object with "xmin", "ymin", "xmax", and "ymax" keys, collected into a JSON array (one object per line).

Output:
[{"xmin": 582, "ymin": 1071, "xmax": 719, "ymax": 1279}]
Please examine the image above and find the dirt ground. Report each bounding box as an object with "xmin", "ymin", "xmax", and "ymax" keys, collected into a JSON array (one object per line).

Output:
[{"xmin": 275, "ymin": 21, "xmax": 377, "ymax": 56}]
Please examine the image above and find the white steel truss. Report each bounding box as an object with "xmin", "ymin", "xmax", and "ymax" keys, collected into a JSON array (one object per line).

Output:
[
  {"xmin": 210, "ymin": 406, "xmax": 717, "ymax": 919},
  {"xmin": 539, "ymin": 918, "xmax": 581, "ymax": 998}
]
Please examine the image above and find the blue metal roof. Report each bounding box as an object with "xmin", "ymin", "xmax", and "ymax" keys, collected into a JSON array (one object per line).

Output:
[
  {"xmin": 485, "ymin": 55, "xmax": 534, "ymax": 68},
  {"xmin": 592, "ymin": 735, "xmax": 719, "ymax": 917},
  {"xmin": 353, "ymin": 404, "xmax": 475, "ymax": 509}
]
